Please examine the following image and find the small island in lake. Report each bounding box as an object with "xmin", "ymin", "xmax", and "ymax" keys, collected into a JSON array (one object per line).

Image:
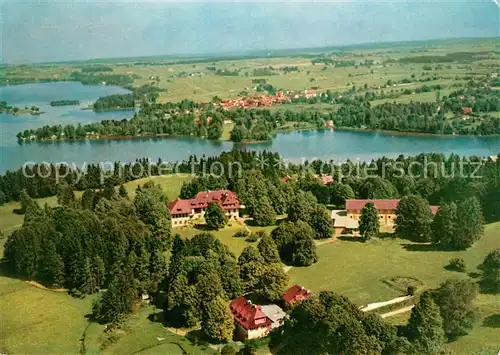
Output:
[
  {"xmin": 50, "ymin": 100, "xmax": 80, "ymax": 106},
  {"xmin": 1, "ymin": 101, "xmax": 42, "ymax": 115}
]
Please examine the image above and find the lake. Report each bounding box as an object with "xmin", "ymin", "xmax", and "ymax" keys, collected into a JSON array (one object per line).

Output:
[{"xmin": 1, "ymin": 82, "xmax": 499, "ymax": 173}]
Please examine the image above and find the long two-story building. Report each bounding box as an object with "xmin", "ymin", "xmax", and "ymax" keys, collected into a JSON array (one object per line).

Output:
[
  {"xmin": 168, "ymin": 190, "xmax": 242, "ymax": 227},
  {"xmin": 332, "ymin": 199, "xmax": 440, "ymax": 236}
]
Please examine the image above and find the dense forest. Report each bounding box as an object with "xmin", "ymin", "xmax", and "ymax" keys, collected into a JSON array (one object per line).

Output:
[
  {"xmin": 49, "ymin": 100, "xmax": 80, "ymax": 106},
  {"xmin": 92, "ymin": 94, "xmax": 135, "ymax": 111},
  {"xmin": 69, "ymin": 71, "xmax": 139, "ymax": 87},
  {"xmin": 1, "ymin": 150, "xmax": 499, "ymax": 225}
]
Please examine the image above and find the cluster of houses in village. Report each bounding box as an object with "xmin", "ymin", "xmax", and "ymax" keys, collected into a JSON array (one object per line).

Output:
[
  {"xmin": 218, "ymin": 92, "xmax": 291, "ymax": 109},
  {"xmin": 229, "ymin": 285, "xmax": 312, "ymax": 340}
]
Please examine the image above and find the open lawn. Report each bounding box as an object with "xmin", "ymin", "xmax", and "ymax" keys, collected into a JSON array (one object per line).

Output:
[
  {"xmin": 289, "ymin": 222, "xmax": 500, "ymax": 305},
  {"xmin": 289, "ymin": 222, "xmax": 500, "ymax": 354},
  {"xmin": 0, "ymin": 276, "xmax": 97, "ymax": 354},
  {"xmin": 175, "ymin": 223, "xmax": 276, "ymax": 256},
  {"xmin": 0, "ymin": 276, "xmax": 213, "ymax": 354}
]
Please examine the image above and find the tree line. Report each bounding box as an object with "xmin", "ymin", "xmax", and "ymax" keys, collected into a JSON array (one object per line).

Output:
[
  {"xmin": 16, "ymin": 87, "xmax": 500, "ymax": 141},
  {"xmin": 1, "ymin": 151, "xmax": 499, "ymax": 225}
]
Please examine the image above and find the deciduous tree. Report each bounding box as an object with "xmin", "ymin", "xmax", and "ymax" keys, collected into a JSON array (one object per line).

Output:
[
  {"xmin": 308, "ymin": 205, "xmax": 333, "ymax": 239},
  {"xmin": 205, "ymin": 202, "xmax": 228, "ymax": 230},
  {"xmin": 395, "ymin": 195, "xmax": 434, "ymax": 242},
  {"xmin": 432, "ymin": 279, "xmax": 478, "ymax": 338},
  {"xmin": 201, "ymin": 296, "xmax": 235, "ymax": 342}
]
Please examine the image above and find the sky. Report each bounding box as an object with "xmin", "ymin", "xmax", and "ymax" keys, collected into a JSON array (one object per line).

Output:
[{"xmin": 1, "ymin": 0, "xmax": 499, "ymax": 64}]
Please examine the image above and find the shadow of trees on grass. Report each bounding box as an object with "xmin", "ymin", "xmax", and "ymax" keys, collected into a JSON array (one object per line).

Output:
[{"xmin": 482, "ymin": 314, "xmax": 500, "ymax": 328}]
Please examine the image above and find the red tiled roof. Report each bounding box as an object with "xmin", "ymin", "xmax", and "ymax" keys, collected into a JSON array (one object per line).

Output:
[
  {"xmin": 462, "ymin": 107, "xmax": 473, "ymax": 114},
  {"xmin": 168, "ymin": 198, "xmax": 193, "ymax": 215},
  {"xmin": 318, "ymin": 174, "xmax": 334, "ymax": 185},
  {"xmin": 168, "ymin": 190, "xmax": 241, "ymax": 216},
  {"xmin": 346, "ymin": 199, "xmax": 440, "ymax": 215},
  {"xmin": 282, "ymin": 284, "xmax": 312, "ymax": 305},
  {"xmin": 346, "ymin": 199, "xmax": 400, "ymax": 211},
  {"xmin": 229, "ymin": 296, "xmax": 272, "ymax": 330}
]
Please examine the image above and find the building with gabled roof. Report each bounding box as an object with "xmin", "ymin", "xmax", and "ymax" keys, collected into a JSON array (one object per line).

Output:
[
  {"xmin": 168, "ymin": 190, "xmax": 242, "ymax": 227},
  {"xmin": 229, "ymin": 296, "xmax": 272, "ymax": 340},
  {"xmin": 345, "ymin": 199, "xmax": 439, "ymax": 229},
  {"xmin": 282, "ymin": 284, "xmax": 312, "ymax": 306}
]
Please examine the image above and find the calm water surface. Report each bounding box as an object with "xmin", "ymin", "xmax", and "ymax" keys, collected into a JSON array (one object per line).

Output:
[{"xmin": 1, "ymin": 82, "xmax": 499, "ymax": 173}]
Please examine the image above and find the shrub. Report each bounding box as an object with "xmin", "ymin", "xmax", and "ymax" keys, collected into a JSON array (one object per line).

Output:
[
  {"xmin": 448, "ymin": 258, "xmax": 466, "ymax": 272},
  {"xmin": 246, "ymin": 234, "xmax": 259, "ymax": 243},
  {"xmin": 221, "ymin": 344, "xmax": 236, "ymax": 355},
  {"xmin": 407, "ymin": 285, "xmax": 416, "ymax": 296},
  {"xmin": 233, "ymin": 229, "xmax": 250, "ymax": 239}
]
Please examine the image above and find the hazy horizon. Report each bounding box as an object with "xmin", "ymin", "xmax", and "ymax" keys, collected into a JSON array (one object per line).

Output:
[{"xmin": 1, "ymin": 0, "xmax": 499, "ymax": 64}]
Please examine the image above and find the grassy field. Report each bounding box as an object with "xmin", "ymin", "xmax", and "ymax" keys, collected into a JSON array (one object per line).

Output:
[
  {"xmin": 4, "ymin": 38, "xmax": 496, "ymax": 107},
  {"xmin": 288, "ymin": 222, "xmax": 500, "ymax": 354},
  {"xmin": 175, "ymin": 223, "xmax": 276, "ymax": 256}
]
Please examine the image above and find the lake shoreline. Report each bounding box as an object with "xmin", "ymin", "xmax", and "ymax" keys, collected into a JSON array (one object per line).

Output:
[{"xmin": 17, "ymin": 124, "xmax": 500, "ymax": 144}]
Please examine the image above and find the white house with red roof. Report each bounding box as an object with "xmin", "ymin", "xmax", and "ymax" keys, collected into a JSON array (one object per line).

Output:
[
  {"xmin": 168, "ymin": 190, "xmax": 242, "ymax": 227},
  {"xmin": 229, "ymin": 296, "xmax": 272, "ymax": 340}
]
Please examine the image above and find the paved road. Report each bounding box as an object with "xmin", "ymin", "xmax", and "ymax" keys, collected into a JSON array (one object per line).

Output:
[{"xmin": 380, "ymin": 305, "xmax": 415, "ymax": 319}]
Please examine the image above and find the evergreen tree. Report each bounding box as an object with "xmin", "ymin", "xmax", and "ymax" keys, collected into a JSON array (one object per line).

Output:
[
  {"xmin": 57, "ymin": 182, "xmax": 76, "ymax": 206},
  {"xmin": 81, "ymin": 257, "xmax": 99, "ymax": 294},
  {"xmin": 118, "ymin": 184, "xmax": 128, "ymax": 198},
  {"xmin": 257, "ymin": 234, "xmax": 280, "ymax": 264},
  {"xmin": 453, "ymin": 197, "xmax": 484, "ymax": 249},
  {"xmin": 149, "ymin": 250, "xmax": 167, "ymax": 292},
  {"xmin": 92, "ymin": 256, "xmax": 106, "ymax": 289},
  {"xmin": 205, "ymin": 202, "xmax": 228, "ymax": 230},
  {"xmin": 39, "ymin": 239, "xmax": 65, "ymax": 286},
  {"xmin": 431, "ymin": 201, "xmax": 457, "ymax": 249},
  {"xmin": 308, "ymin": 205, "xmax": 334, "ymax": 239},
  {"xmin": 201, "ymin": 296, "xmax": 235, "ymax": 342},
  {"xmin": 93, "ymin": 270, "xmax": 137, "ymax": 324},
  {"xmin": 251, "ymin": 195, "xmax": 276, "ymax": 226},
  {"xmin": 19, "ymin": 190, "xmax": 42, "ymax": 225},
  {"xmin": 81, "ymin": 189, "xmax": 96, "ymax": 210},
  {"xmin": 395, "ymin": 195, "xmax": 434, "ymax": 242},
  {"xmin": 359, "ymin": 202, "xmax": 380, "ymax": 241},
  {"xmin": 406, "ymin": 292, "xmax": 445, "ymax": 354},
  {"xmin": 219, "ymin": 255, "xmax": 243, "ymax": 299},
  {"xmin": 432, "ymin": 279, "xmax": 478, "ymax": 338},
  {"xmin": 196, "ymin": 266, "xmax": 225, "ymax": 302},
  {"xmin": 480, "ymin": 249, "xmax": 500, "ymax": 293}
]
